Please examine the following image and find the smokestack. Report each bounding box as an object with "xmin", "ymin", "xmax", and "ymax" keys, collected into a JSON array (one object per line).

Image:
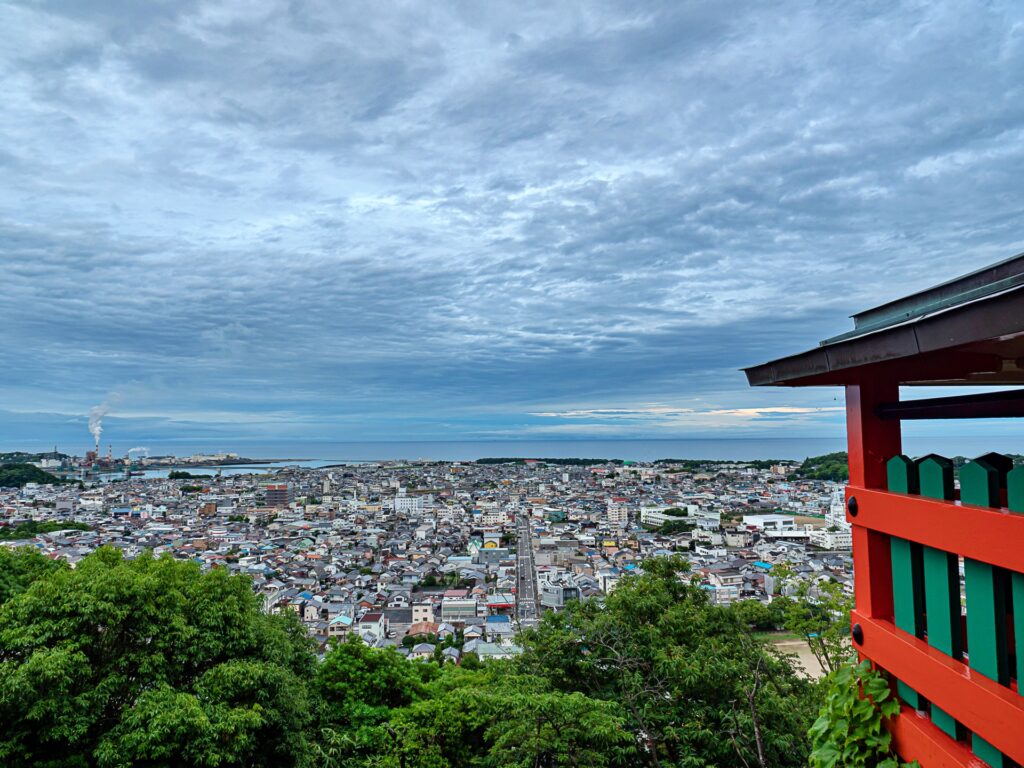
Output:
[
  {"xmin": 88, "ymin": 395, "xmax": 119, "ymax": 453},
  {"xmin": 89, "ymin": 404, "xmax": 108, "ymax": 451}
]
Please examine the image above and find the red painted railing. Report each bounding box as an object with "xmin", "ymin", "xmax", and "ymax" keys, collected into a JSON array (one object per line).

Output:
[{"xmin": 845, "ymin": 382, "xmax": 1024, "ymax": 768}]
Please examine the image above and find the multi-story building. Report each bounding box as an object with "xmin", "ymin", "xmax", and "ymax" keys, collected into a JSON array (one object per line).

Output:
[
  {"xmin": 809, "ymin": 491, "xmax": 853, "ymax": 550},
  {"xmin": 394, "ymin": 493, "xmax": 433, "ymax": 514},
  {"xmin": 540, "ymin": 578, "xmax": 580, "ymax": 610},
  {"xmin": 263, "ymin": 483, "xmax": 294, "ymax": 508}
]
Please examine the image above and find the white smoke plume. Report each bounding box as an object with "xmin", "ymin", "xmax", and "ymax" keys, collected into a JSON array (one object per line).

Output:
[
  {"xmin": 87, "ymin": 394, "xmax": 121, "ymax": 450},
  {"xmin": 127, "ymin": 446, "xmax": 149, "ymax": 457}
]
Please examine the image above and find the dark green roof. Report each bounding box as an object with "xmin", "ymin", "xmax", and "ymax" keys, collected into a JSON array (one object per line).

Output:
[{"xmin": 744, "ymin": 252, "xmax": 1024, "ymax": 387}]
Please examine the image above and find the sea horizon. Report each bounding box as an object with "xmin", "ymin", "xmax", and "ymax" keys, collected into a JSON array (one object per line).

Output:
[{"xmin": 7, "ymin": 435, "xmax": 1022, "ymax": 464}]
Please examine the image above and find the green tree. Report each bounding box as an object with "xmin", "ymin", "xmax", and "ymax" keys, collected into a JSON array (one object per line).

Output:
[
  {"xmin": 315, "ymin": 636, "xmax": 435, "ymax": 731},
  {"xmin": 0, "ymin": 547, "xmax": 315, "ymax": 768},
  {"xmin": 0, "ymin": 520, "xmax": 91, "ymax": 541},
  {"xmin": 315, "ymin": 659, "xmax": 633, "ymax": 768},
  {"xmin": 731, "ymin": 599, "xmax": 784, "ymax": 632},
  {"xmin": 517, "ymin": 556, "xmax": 816, "ymax": 767},
  {"xmin": 0, "ymin": 463, "xmax": 72, "ymax": 488},
  {"xmin": 790, "ymin": 453, "xmax": 849, "ymax": 482},
  {"xmin": 772, "ymin": 564, "xmax": 853, "ymax": 675},
  {"xmin": 0, "ymin": 546, "xmax": 66, "ymax": 605}
]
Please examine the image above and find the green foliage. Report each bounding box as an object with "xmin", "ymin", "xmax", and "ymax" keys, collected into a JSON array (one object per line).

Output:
[
  {"xmin": 0, "ymin": 520, "xmax": 91, "ymax": 541},
  {"xmin": 657, "ymin": 519, "xmax": 695, "ymax": 535},
  {"xmin": 168, "ymin": 470, "xmax": 211, "ymax": 480},
  {"xmin": 808, "ymin": 659, "xmax": 917, "ymax": 768},
  {"xmin": 773, "ymin": 564, "xmax": 853, "ymax": 675},
  {"xmin": 0, "ymin": 452, "xmax": 70, "ymax": 466},
  {"xmin": 0, "ymin": 549, "xmax": 825, "ymax": 768},
  {"xmin": 0, "ymin": 547, "xmax": 66, "ymax": 605},
  {"xmin": 316, "ymin": 637, "xmax": 434, "ymax": 730},
  {"xmin": 791, "ymin": 453, "xmax": 849, "ymax": 482},
  {"xmin": 517, "ymin": 556, "xmax": 816, "ymax": 767},
  {"xmin": 0, "ymin": 463, "xmax": 73, "ymax": 488},
  {"xmin": 660, "ymin": 507, "xmax": 689, "ymax": 517},
  {"xmin": 475, "ymin": 457, "xmax": 624, "ymax": 466},
  {"xmin": 730, "ymin": 599, "xmax": 785, "ymax": 632},
  {"xmin": 315, "ymin": 658, "xmax": 631, "ymax": 768},
  {"xmin": 0, "ymin": 547, "xmax": 315, "ymax": 768},
  {"xmin": 179, "ymin": 484, "xmax": 205, "ymax": 493}
]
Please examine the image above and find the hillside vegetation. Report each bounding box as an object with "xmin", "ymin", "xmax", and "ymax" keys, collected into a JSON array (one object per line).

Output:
[
  {"xmin": 791, "ymin": 453, "xmax": 848, "ymax": 482},
  {"xmin": 0, "ymin": 452, "xmax": 69, "ymax": 466},
  {"xmin": 0, "ymin": 550, "xmax": 819, "ymax": 768},
  {"xmin": 0, "ymin": 520, "xmax": 91, "ymax": 541},
  {"xmin": 476, "ymin": 457, "xmax": 625, "ymax": 466},
  {"xmin": 0, "ymin": 463, "xmax": 73, "ymax": 488}
]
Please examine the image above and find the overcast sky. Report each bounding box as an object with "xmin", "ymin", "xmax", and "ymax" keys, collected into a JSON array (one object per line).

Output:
[{"xmin": 2, "ymin": 0, "xmax": 1023, "ymax": 449}]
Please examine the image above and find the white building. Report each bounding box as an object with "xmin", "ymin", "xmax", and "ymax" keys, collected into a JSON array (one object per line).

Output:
[
  {"xmin": 639, "ymin": 504, "xmax": 697, "ymax": 527},
  {"xmin": 606, "ymin": 504, "xmax": 629, "ymax": 527},
  {"xmin": 742, "ymin": 513, "xmax": 795, "ymax": 531},
  {"xmin": 809, "ymin": 491, "xmax": 853, "ymax": 550},
  {"xmin": 394, "ymin": 493, "xmax": 434, "ymax": 514}
]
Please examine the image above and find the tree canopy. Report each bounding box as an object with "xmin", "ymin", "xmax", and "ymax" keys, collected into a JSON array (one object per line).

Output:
[
  {"xmin": 0, "ymin": 463, "xmax": 73, "ymax": 488},
  {"xmin": 0, "ymin": 547, "xmax": 315, "ymax": 768},
  {"xmin": 0, "ymin": 550, "xmax": 823, "ymax": 768},
  {"xmin": 790, "ymin": 453, "xmax": 849, "ymax": 482},
  {"xmin": 0, "ymin": 520, "xmax": 91, "ymax": 541}
]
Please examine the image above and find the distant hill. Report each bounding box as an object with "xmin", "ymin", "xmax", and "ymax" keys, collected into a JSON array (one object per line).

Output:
[
  {"xmin": 0, "ymin": 451, "xmax": 70, "ymax": 466},
  {"xmin": 0, "ymin": 520, "xmax": 90, "ymax": 541},
  {"xmin": 0, "ymin": 463, "xmax": 74, "ymax": 488},
  {"xmin": 790, "ymin": 451, "xmax": 1024, "ymax": 483},
  {"xmin": 791, "ymin": 452, "xmax": 848, "ymax": 482},
  {"xmin": 475, "ymin": 457, "xmax": 624, "ymax": 466}
]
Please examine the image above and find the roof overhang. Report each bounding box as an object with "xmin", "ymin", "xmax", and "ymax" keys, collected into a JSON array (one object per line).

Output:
[{"xmin": 744, "ymin": 253, "xmax": 1024, "ymax": 388}]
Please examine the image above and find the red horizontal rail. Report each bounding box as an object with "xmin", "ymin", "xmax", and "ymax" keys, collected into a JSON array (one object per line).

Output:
[
  {"xmin": 852, "ymin": 611, "xmax": 1024, "ymax": 764},
  {"xmin": 846, "ymin": 486, "xmax": 1024, "ymax": 574},
  {"xmin": 888, "ymin": 705, "xmax": 988, "ymax": 768}
]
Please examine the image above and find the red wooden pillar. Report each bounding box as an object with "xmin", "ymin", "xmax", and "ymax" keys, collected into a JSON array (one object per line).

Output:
[{"xmin": 847, "ymin": 379, "xmax": 900, "ymax": 621}]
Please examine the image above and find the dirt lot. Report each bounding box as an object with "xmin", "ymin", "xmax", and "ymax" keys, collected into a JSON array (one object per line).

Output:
[{"xmin": 768, "ymin": 635, "xmax": 825, "ymax": 679}]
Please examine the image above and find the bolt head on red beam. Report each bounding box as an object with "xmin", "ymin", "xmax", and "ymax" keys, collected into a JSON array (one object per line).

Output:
[{"xmin": 852, "ymin": 623, "xmax": 864, "ymax": 645}]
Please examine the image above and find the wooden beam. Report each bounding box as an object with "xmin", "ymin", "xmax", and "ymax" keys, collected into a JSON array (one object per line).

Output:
[
  {"xmin": 888, "ymin": 705, "xmax": 988, "ymax": 768},
  {"xmin": 846, "ymin": 381, "xmax": 900, "ymax": 622},
  {"xmin": 852, "ymin": 612, "xmax": 1024, "ymax": 765},
  {"xmin": 847, "ymin": 488, "xmax": 1024, "ymax": 575},
  {"xmin": 876, "ymin": 389, "xmax": 1024, "ymax": 421}
]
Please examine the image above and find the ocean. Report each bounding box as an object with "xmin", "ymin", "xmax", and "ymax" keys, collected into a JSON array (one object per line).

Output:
[{"xmin": 88, "ymin": 435, "xmax": 1024, "ymax": 465}]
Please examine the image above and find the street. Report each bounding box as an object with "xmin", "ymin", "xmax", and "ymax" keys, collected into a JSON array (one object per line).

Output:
[{"xmin": 515, "ymin": 514, "xmax": 540, "ymax": 628}]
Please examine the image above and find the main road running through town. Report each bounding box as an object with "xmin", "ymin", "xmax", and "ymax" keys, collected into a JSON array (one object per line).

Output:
[{"xmin": 516, "ymin": 514, "xmax": 540, "ymax": 628}]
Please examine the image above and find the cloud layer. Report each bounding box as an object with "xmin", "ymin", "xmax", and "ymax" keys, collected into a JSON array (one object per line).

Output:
[{"xmin": 1, "ymin": 0, "xmax": 1023, "ymax": 447}]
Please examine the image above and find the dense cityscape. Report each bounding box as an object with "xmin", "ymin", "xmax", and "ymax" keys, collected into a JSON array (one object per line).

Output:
[
  {"xmin": 1, "ymin": 450, "xmax": 849, "ymax": 667},
  {"xmin": 4, "ymin": 1, "xmax": 1018, "ymax": 764}
]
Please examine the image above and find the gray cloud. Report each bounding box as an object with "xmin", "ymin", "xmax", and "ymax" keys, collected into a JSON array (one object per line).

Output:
[{"xmin": 0, "ymin": 0, "xmax": 1022, "ymax": 446}]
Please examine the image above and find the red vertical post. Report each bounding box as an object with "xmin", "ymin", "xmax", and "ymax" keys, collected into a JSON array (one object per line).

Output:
[{"xmin": 847, "ymin": 379, "xmax": 901, "ymax": 621}]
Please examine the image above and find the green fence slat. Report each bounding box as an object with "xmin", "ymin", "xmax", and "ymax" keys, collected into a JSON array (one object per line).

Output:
[
  {"xmin": 1009, "ymin": 463, "xmax": 1023, "ymax": 707},
  {"xmin": 917, "ymin": 455, "xmax": 964, "ymax": 740},
  {"xmin": 972, "ymin": 737, "xmax": 1007, "ymax": 768},
  {"xmin": 1008, "ymin": 465, "xmax": 1024, "ymax": 513},
  {"xmin": 887, "ymin": 455, "xmax": 926, "ymax": 709},
  {"xmin": 960, "ymin": 457, "xmax": 1003, "ymax": 509},
  {"xmin": 887, "ymin": 455, "xmax": 919, "ymax": 495},
  {"xmin": 961, "ymin": 457, "xmax": 1011, "ymax": 767},
  {"xmin": 1013, "ymin": 571, "xmax": 1024, "ymax": 691}
]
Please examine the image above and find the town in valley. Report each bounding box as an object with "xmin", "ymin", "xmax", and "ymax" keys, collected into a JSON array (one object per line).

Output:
[{"xmin": 1, "ymin": 451, "xmax": 849, "ymax": 668}]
